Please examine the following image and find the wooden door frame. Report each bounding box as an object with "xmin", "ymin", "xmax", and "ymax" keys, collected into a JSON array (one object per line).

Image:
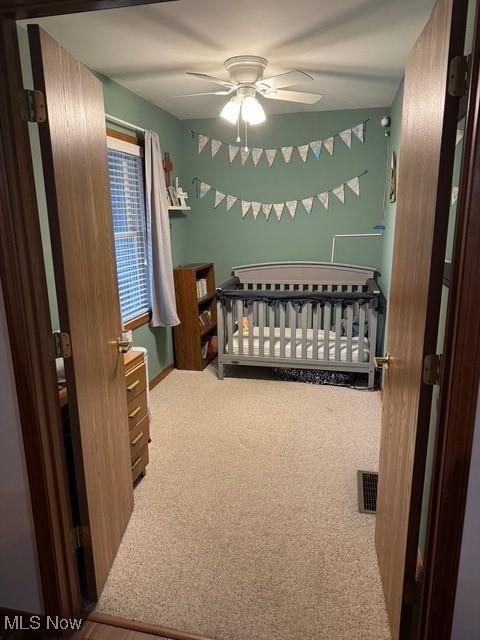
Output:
[
  {"xmin": 419, "ymin": 0, "xmax": 480, "ymax": 636},
  {"xmin": 0, "ymin": 0, "xmax": 477, "ymax": 638}
]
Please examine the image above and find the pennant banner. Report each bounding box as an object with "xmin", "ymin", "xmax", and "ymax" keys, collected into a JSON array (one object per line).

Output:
[
  {"xmin": 281, "ymin": 146, "xmax": 293, "ymax": 163},
  {"xmin": 228, "ymin": 144, "xmax": 240, "ymax": 163},
  {"xmin": 211, "ymin": 139, "xmax": 222, "ymax": 158},
  {"xmin": 214, "ymin": 190, "xmax": 226, "ymax": 208},
  {"xmin": 339, "ymin": 128, "xmax": 352, "ymax": 148},
  {"xmin": 265, "ymin": 149, "xmax": 277, "ymax": 167},
  {"xmin": 198, "ymin": 134, "xmax": 209, "ymax": 154},
  {"xmin": 193, "ymin": 171, "xmax": 366, "ymax": 221},
  {"xmin": 451, "ymin": 185, "xmax": 459, "ymax": 206},
  {"xmin": 226, "ymin": 194, "xmax": 237, "ymax": 211},
  {"xmin": 302, "ymin": 197, "xmax": 314, "ymax": 215},
  {"xmin": 262, "ymin": 203, "xmax": 273, "ymax": 220},
  {"xmin": 297, "ymin": 144, "xmax": 310, "ymax": 162},
  {"xmin": 251, "ymin": 148, "xmax": 263, "ymax": 166},
  {"xmin": 191, "ymin": 120, "xmax": 368, "ymax": 167}
]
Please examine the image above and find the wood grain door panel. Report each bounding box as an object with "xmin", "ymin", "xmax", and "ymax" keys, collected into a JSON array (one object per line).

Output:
[
  {"xmin": 28, "ymin": 25, "xmax": 133, "ymax": 600},
  {"xmin": 375, "ymin": 0, "xmax": 467, "ymax": 637}
]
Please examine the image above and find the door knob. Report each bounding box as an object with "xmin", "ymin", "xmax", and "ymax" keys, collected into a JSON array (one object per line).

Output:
[
  {"xmin": 116, "ymin": 333, "xmax": 132, "ymax": 353},
  {"xmin": 374, "ymin": 353, "xmax": 391, "ymax": 369}
]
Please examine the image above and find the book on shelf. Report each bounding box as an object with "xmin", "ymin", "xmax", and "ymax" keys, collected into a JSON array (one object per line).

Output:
[
  {"xmin": 198, "ymin": 309, "xmax": 212, "ymax": 329},
  {"xmin": 201, "ymin": 336, "xmax": 217, "ymax": 359},
  {"xmin": 196, "ymin": 278, "xmax": 208, "ymax": 299}
]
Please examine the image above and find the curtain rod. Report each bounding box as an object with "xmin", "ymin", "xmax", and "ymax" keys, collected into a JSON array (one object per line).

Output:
[{"xmin": 105, "ymin": 113, "xmax": 146, "ymax": 134}]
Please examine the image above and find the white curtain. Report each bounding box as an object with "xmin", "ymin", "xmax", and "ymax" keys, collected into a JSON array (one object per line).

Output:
[{"xmin": 144, "ymin": 130, "xmax": 180, "ymax": 327}]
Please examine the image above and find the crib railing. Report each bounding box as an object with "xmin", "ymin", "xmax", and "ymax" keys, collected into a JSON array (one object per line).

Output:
[{"xmin": 216, "ymin": 276, "xmax": 380, "ymax": 386}]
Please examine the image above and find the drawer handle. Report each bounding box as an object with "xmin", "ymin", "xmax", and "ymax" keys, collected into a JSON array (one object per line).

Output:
[
  {"xmin": 131, "ymin": 456, "xmax": 142, "ymax": 471},
  {"xmin": 129, "ymin": 406, "xmax": 141, "ymax": 420},
  {"xmin": 126, "ymin": 379, "xmax": 140, "ymax": 392},
  {"xmin": 131, "ymin": 432, "xmax": 144, "ymax": 446}
]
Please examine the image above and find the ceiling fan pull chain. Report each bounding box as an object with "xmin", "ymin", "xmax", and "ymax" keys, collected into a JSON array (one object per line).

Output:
[
  {"xmin": 244, "ymin": 120, "xmax": 248, "ymax": 152},
  {"xmin": 236, "ymin": 116, "xmax": 241, "ymax": 143}
]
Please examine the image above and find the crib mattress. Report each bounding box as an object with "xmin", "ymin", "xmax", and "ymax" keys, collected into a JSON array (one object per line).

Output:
[{"xmin": 225, "ymin": 327, "xmax": 370, "ymax": 363}]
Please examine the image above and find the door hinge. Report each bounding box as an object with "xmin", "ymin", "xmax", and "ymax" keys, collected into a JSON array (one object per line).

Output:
[
  {"xmin": 72, "ymin": 525, "xmax": 90, "ymax": 551},
  {"xmin": 423, "ymin": 353, "xmax": 443, "ymax": 386},
  {"xmin": 52, "ymin": 331, "xmax": 72, "ymax": 359},
  {"xmin": 448, "ymin": 55, "xmax": 470, "ymax": 97},
  {"xmin": 23, "ymin": 89, "xmax": 47, "ymax": 123}
]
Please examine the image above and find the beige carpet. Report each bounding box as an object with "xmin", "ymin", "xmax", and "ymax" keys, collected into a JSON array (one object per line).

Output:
[{"xmin": 96, "ymin": 365, "xmax": 391, "ymax": 640}]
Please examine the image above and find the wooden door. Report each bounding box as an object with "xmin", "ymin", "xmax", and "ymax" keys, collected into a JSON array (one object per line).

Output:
[
  {"xmin": 375, "ymin": 0, "xmax": 467, "ymax": 637},
  {"xmin": 28, "ymin": 25, "xmax": 133, "ymax": 601}
]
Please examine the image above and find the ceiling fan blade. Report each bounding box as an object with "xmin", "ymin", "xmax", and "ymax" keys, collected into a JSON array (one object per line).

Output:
[
  {"xmin": 259, "ymin": 88, "xmax": 322, "ymax": 104},
  {"xmin": 186, "ymin": 72, "xmax": 235, "ymax": 88},
  {"xmin": 259, "ymin": 70, "xmax": 313, "ymax": 90},
  {"xmin": 170, "ymin": 88, "xmax": 235, "ymax": 98}
]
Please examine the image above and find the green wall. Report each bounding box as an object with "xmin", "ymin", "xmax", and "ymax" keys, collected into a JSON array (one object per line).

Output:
[
  {"xmin": 181, "ymin": 108, "xmax": 389, "ymax": 285},
  {"xmin": 379, "ymin": 80, "xmax": 404, "ymax": 300},
  {"xmin": 18, "ymin": 27, "xmax": 189, "ymax": 380}
]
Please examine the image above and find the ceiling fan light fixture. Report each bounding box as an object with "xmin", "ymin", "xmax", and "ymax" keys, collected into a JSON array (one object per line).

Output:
[
  {"xmin": 220, "ymin": 96, "xmax": 241, "ymax": 124},
  {"xmin": 241, "ymin": 96, "xmax": 266, "ymax": 125}
]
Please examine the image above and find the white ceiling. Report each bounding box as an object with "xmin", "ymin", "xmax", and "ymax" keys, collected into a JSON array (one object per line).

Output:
[{"xmin": 20, "ymin": 0, "xmax": 436, "ymax": 120}]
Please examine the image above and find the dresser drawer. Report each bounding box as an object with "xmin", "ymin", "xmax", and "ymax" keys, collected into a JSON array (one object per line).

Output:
[
  {"xmin": 130, "ymin": 414, "xmax": 150, "ymax": 461},
  {"xmin": 131, "ymin": 443, "xmax": 149, "ymax": 483},
  {"xmin": 125, "ymin": 361, "xmax": 146, "ymax": 401},
  {"xmin": 127, "ymin": 390, "xmax": 148, "ymax": 430}
]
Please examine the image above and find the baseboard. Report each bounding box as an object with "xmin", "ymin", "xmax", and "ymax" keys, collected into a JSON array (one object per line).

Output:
[
  {"xmin": 86, "ymin": 612, "xmax": 213, "ymax": 640},
  {"xmin": 149, "ymin": 364, "xmax": 174, "ymax": 390}
]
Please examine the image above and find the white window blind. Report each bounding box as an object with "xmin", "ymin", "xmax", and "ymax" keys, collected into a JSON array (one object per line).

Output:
[{"xmin": 107, "ymin": 145, "xmax": 150, "ymax": 324}]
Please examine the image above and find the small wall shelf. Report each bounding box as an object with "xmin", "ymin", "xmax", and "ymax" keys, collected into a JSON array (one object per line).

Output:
[{"xmin": 168, "ymin": 206, "xmax": 191, "ymax": 212}]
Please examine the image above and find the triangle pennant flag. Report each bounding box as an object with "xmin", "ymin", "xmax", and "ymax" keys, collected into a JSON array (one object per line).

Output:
[
  {"xmin": 318, "ymin": 192, "xmax": 329, "ymax": 210},
  {"xmin": 198, "ymin": 134, "xmax": 209, "ymax": 154},
  {"xmin": 310, "ymin": 140, "xmax": 322, "ymax": 159},
  {"xmin": 456, "ymin": 129, "xmax": 464, "ymax": 145},
  {"xmin": 332, "ymin": 184, "xmax": 345, "ymax": 204},
  {"xmin": 251, "ymin": 148, "xmax": 263, "ymax": 166},
  {"xmin": 297, "ymin": 144, "xmax": 310, "ymax": 162},
  {"xmin": 226, "ymin": 195, "xmax": 237, "ymax": 211},
  {"xmin": 346, "ymin": 176, "xmax": 360, "ymax": 197},
  {"xmin": 214, "ymin": 190, "xmax": 226, "ymax": 208},
  {"xmin": 273, "ymin": 203, "xmax": 284, "ymax": 220},
  {"xmin": 262, "ymin": 203, "xmax": 273, "ymax": 220},
  {"xmin": 286, "ymin": 200, "xmax": 297, "ymax": 218},
  {"xmin": 241, "ymin": 201, "xmax": 251, "ymax": 218},
  {"xmin": 265, "ymin": 149, "xmax": 278, "ymax": 167},
  {"xmin": 339, "ymin": 128, "xmax": 352, "ymax": 148},
  {"xmin": 352, "ymin": 123, "xmax": 364, "ymax": 142},
  {"xmin": 302, "ymin": 197, "xmax": 314, "ymax": 215},
  {"xmin": 281, "ymin": 146, "xmax": 293, "ymax": 163},
  {"xmin": 240, "ymin": 147, "xmax": 250, "ymax": 166},
  {"xmin": 323, "ymin": 136, "xmax": 334, "ymax": 156},
  {"xmin": 451, "ymin": 185, "xmax": 459, "ymax": 206},
  {"xmin": 228, "ymin": 144, "xmax": 240, "ymax": 162},
  {"xmin": 251, "ymin": 202, "xmax": 261, "ymax": 219},
  {"xmin": 199, "ymin": 182, "xmax": 211, "ymax": 199},
  {"xmin": 211, "ymin": 139, "xmax": 222, "ymax": 158}
]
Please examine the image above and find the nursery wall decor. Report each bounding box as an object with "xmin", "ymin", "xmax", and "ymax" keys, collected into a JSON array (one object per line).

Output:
[
  {"xmin": 192, "ymin": 171, "xmax": 367, "ymax": 220},
  {"xmin": 191, "ymin": 120, "xmax": 367, "ymax": 166}
]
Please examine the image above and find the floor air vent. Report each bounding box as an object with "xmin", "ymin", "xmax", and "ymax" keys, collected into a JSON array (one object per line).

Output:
[{"xmin": 357, "ymin": 470, "xmax": 378, "ymax": 514}]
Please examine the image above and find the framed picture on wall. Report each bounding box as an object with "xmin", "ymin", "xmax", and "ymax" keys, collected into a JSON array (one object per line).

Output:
[{"xmin": 389, "ymin": 151, "xmax": 397, "ymax": 203}]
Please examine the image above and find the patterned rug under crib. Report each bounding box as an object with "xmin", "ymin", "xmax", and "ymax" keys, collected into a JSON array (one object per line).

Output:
[{"xmin": 272, "ymin": 368, "xmax": 356, "ymax": 386}]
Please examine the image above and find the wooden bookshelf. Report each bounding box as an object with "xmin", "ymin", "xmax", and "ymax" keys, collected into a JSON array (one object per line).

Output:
[{"xmin": 173, "ymin": 263, "xmax": 218, "ymax": 370}]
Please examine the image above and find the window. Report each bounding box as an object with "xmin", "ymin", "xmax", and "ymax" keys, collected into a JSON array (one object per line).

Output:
[{"xmin": 107, "ymin": 136, "xmax": 150, "ymax": 328}]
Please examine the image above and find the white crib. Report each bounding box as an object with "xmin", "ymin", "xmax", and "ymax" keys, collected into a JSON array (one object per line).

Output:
[{"xmin": 216, "ymin": 262, "xmax": 381, "ymax": 388}]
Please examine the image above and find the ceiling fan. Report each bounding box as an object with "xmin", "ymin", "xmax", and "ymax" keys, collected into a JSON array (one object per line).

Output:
[{"xmin": 172, "ymin": 55, "xmax": 322, "ymax": 128}]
